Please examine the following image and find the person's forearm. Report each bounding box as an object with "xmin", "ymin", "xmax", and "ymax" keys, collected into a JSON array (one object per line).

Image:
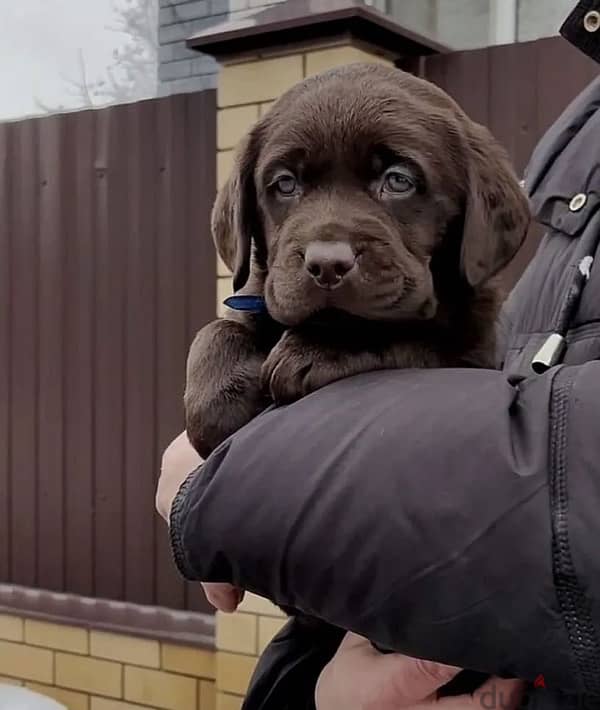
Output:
[{"xmin": 169, "ymin": 363, "xmax": 600, "ymax": 695}]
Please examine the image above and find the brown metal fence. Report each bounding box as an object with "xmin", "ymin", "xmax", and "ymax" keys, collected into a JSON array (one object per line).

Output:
[
  {"xmin": 415, "ymin": 35, "xmax": 600, "ymax": 289},
  {"xmin": 0, "ymin": 90, "xmax": 217, "ymax": 613}
]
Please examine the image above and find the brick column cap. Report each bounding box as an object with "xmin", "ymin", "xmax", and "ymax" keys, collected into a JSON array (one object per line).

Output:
[{"xmin": 186, "ymin": 0, "xmax": 446, "ymax": 63}]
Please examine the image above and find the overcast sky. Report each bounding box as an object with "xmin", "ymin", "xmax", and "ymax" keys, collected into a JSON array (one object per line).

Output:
[{"xmin": 0, "ymin": 0, "xmax": 134, "ymax": 121}]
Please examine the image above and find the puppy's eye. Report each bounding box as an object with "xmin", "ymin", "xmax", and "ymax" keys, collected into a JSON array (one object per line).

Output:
[
  {"xmin": 274, "ymin": 172, "xmax": 299, "ymax": 196},
  {"xmin": 382, "ymin": 168, "xmax": 415, "ymax": 195}
]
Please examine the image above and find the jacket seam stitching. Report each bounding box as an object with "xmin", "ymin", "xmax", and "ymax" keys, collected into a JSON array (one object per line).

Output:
[{"xmin": 549, "ymin": 366, "xmax": 600, "ymax": 694}]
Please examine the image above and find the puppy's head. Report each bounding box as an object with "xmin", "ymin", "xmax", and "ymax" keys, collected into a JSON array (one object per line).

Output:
[{"xmin": 213, "ymin": 63, "xmax": 529, "ymax": 327}]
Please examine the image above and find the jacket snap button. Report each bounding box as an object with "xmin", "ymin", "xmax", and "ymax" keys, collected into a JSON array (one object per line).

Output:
[
  {"xmin": 584, "ymin": 10, "xmax": 600, "ymax": 32},
  {"xmin": 569, "ymin": 193, "xmax": 587, "ymax": 211}
]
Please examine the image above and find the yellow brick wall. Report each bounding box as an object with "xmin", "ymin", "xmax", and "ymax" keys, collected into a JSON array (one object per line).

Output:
[
  {"xmin": 214, "ymin": 594, "xmax": 286, "ymax": 710},
  {"xmin": 214, "ymin": 43, "xmax": 393, "ymax": 318},
  {"xmin": 211, "ymin": 42, "xmax": 393, "ymax": 707},
  {"xmin": 0, "ymin": 614, "xmax": 215, "ymax": 710}
]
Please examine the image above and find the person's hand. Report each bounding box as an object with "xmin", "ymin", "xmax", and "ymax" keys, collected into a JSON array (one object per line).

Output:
[
  {"xmin": 315, "ymin": 632, "xmax": 525, "ymax": 710},
  {"xmin": 156, "ymin": 431, "xmax": 245, "ymax": 613},
  {"xmin": 156, "ymin": 430, "xmax": 201, "ymax": 522}
]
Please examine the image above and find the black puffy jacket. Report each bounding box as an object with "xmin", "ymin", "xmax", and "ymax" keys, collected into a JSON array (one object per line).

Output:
[{"xmin": 169, "ymin": 3, "xmax": 600, "ymax": 708}]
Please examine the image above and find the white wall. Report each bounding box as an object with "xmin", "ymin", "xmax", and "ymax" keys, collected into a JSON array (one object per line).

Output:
[{"xmin": 517, "ymin": 0, "xmax": 575, "ymax": 42}]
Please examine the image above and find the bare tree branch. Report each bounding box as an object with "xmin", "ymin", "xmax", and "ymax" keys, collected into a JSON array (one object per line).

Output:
[
  {"xmin": 37, "ymin": 0, "xmax": 159, "ymax": 112},
  {"xmin": 75, "ymin": 48, "xmax": 95, "ymax": 105}
]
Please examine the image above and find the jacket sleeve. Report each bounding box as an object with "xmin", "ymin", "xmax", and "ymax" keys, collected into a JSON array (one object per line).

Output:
[{"xmin": 170, "ymin": 360, "xmax": 600, "ymax": 696}]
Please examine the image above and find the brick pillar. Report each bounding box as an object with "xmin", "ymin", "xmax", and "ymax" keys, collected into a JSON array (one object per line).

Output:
[{"xmin": 213, "ymin": 42, "xmax": 392, "ymax": 710}]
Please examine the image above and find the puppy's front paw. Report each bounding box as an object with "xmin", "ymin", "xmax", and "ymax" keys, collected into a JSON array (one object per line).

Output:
[
  {"xmin": 261, "ymin": 331, "xmax": 342, "ymax": 405},
  {"xmin": 185, "ymin": 318, "xmax": 268, "ymax": 458}
]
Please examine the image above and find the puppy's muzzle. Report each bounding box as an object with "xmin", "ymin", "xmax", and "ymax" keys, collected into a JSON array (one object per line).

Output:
[{"xmin": 304, "ymin": 240, "xmax": 356, "ymax": 290}]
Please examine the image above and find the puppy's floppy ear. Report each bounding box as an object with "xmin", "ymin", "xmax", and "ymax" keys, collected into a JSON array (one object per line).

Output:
[
  {"xmin": 211, "ymin": 126, "xmax": 263, "ymax": 293},
  {"xmin": 460, "ymin": 123, "xmax": 530, "ymax": 287}
]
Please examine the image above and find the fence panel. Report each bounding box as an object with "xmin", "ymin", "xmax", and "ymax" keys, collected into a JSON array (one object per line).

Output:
[
  {"xmin": 421, "ymin": 36, "xmax": 600, "ymax": 289},
  {"xmin": 0, "ymin": 90, "xmax": 217, "ymax": 612}
]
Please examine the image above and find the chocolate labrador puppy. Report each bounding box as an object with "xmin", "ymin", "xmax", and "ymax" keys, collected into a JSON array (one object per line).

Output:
[
  {"xmin": 184, "ymin": 63, "xmax": 529, "ymax": 698},
  {"xmin": 184, "ymin": 62, "xmax": 529, "ymax": 459}
]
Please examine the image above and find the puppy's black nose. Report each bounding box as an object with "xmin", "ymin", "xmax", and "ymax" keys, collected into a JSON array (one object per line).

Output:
[{"xmin": 304, "ymin": 241, "xmax": 356, "ymax": 289}]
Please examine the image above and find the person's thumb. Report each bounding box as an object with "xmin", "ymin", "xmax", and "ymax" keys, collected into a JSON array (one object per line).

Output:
[{"xmin": 384, "ymin": 656, "xmax": 463, "ymax": 703}]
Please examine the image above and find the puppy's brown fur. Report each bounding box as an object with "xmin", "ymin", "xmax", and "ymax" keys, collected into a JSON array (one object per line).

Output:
[{"xmin": 185, "ymin": 63, "xmax": 529, "ymax": 459}]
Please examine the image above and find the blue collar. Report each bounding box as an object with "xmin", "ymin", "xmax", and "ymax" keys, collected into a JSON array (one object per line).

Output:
[{"xmin": 223, "ymin": 295, "xmax": 268, "ymax": 314}]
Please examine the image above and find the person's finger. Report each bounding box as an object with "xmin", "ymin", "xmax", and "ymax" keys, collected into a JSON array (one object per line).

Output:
[
  {"xmin": 336, "ymin": 633, "xmax": 462, "ymax": 703},
  {"xmin": 436, "ymin": 676, "xmax": 525, "ymax": 710},
  {"xmin": 383, "ymin": 655, "xmax": 464, "ymax": 703},
  {"xmin": 203, "ymin": 584, "xmax": 240, "ymax": 613},
  {"xmin": 202, "ymin": 583, "xmax": 243, "ymax": 612},
  {"xmin": 202, "ymin": 582, "xmax": 245, "ymax": 613}
]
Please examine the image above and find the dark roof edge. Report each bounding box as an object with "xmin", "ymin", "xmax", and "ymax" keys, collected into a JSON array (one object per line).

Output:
[{"xmin": 186, "ymin": 4, "xmax": 447, "ymax": 60}]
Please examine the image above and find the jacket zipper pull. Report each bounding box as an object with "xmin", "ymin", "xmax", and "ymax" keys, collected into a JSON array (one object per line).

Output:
[
  {"xmin": 531, "ymin": 255, "xmax": 594, "ymax": 374},
  {"xmin": 531, "ymin": 333, "xmax": 567, "ymax": 373}
]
